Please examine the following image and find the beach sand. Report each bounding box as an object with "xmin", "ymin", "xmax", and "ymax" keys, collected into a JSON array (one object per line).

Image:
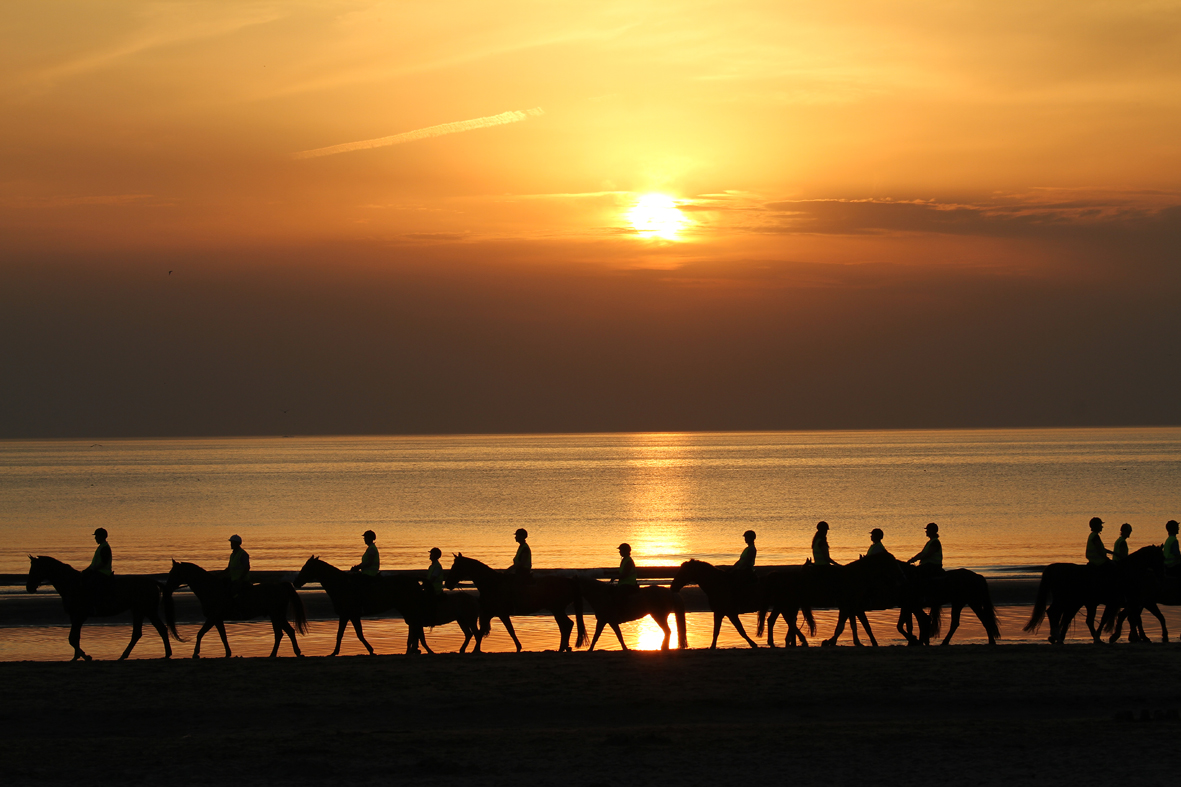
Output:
[{"xmin": 2, "ymin": 644, "xmax": 1179, "ymax": 786}]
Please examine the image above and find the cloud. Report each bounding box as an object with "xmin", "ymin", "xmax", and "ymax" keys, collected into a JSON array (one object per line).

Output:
[
  {"xmin": 293, "ymin": 108, "xmax": 545, "ymax": 159},
  {"xmin": 760, "ymin": 195, "xmax": 1181, "ymax": 239}
]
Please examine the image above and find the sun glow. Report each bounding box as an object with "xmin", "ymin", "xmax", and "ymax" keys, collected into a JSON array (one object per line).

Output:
[{"xmin": 628, "ymin": 194, "xmax": 690, "ymax": 240}]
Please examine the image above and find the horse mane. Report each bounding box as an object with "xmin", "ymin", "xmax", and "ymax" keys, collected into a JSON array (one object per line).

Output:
[{"xmin": 31, "ymin": 555, "xmax": 74, "ymax": 571}]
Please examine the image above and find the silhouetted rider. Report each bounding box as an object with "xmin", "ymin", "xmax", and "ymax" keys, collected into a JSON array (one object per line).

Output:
[
  {"xmin": 729, "ymin": 530, "xmax": 757, "ymax": 592},
  {"xmin": 812, "ymin": 521, "xmax": 840, "ymax": 567},
  {"xmin": 1112, "ymin": 523, "xmax": 1132, "ymax": 562},
  {"xmin": 86, "ymin": 528, "xmax": 113, "ymax": 577},
  {"xmin": 226, "ymin": 534, "xmax": 251, "ymax": 599},
  {"xmin": 351, "ymin": 529, "xmax": 380, "ymax": 601},
  {"xmin": 865, "ymin": 528, "xmax": 892, "ymax": 558},
  {"xmin": 1086, "ymin": 517, "xmax": 1112, "ymax": 566},
  {"xmin": 423, "ymin": 547, "xmax": 444, "ymax": 624},
  {"xmin": 616, "ymin": 543, "xmax": 639, "ymax": 596},
  {"xmin": 507, "ymin": 528, "xmax": 532, "ymax": 578},
  {"xmin": 82, "ymin": 527, "xmax": 114, "ymax": 611},
  {"xmin": 907, "ymin": 522, "xmax": 944, "ymax": 579},
  {"xmin": 1164, "ymin": 520, "xmax": 1180, "ymax": 579}
]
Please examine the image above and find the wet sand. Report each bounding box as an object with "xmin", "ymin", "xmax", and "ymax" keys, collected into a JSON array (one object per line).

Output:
[{"xmin": 2, "ymin": 644, "xmax": 1179, "ymax": 786}]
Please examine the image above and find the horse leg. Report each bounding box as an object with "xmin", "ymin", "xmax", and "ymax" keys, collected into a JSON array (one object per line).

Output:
[
  {"xmin": 703, "ymin": 609, "xmax": 722, "ymax": 647},
  {"xmin": 119, "ymin": 612, "xmax": 144, "ymax": 660},
  {"xmin": 1084, "ymin": 604, "xmax": 1102, "ymax": 644},
  {"xmin": 765, "ymin": 607, "xmax": 779, "ymax": 648},
  {"xmin": 824, "ymin": 611, "xmax": 847, "ymax": 646},
  {"xmin": 215, "ymin": 621, "xmax": 232, "ymax": 657},
  {"xmin": 851, "ymin": 614, "xmax": 863, "ymax": 647},
  {"xmin": 610, "ymin": 622, "xmax": 628, "ymax": 651},
  {"xmin": 350, "ymin": 617, "xmax": 375, "ymax": 655},
  {"xmin": 459, "ymin": 622, "xmax": 472, "ymax": 654},
  {"xmin": 942, "ymin": 604, "xmax": 963, "ymax": 646},
  {"xmin": 328, "ymin": 617, "xmax": 347, "ymax": 656},
  {"xmin": 269, "ymin": 617, "xmax": 284, "ymax": 657},
  {"xmin": 192, "ymin": 620, "xmax": 214, "ymax": 658},
  {"xmin": 146, "ymin": 610, "xmax": 172, "ymax": 658},
  {"xmin": 1109, "ymin": 608, "xmax": 1129, "ymax": 644},
  {"xmin": 655, "ymin": 615, "xmax": 672, "ymax": 651},
  {"xmin": 896, "ymin": 609, "xmax": 916, "ymax": 645},
  {"xmin": 857, "ymin": 612, "xmax": 878, "ymax": 646},
  {"xmin": 729, "ymin": 613, "xmax": 758, "ymax": 648},
  {"xmin": 502, "ymin": 615, "xmax": 523, "ymax": 652},
  {"xmin": 68, "ymin": 618, "xmax": 90, "ymax": 662},
  {"xmin": 555, "ymin": 613, "xmax": 574, "ymax": 652},
  {"xmin": 589, "ymin": 619, "xmax": 607, "ymax": 651},
  {"xmin": 1148, "ymin": 603, "xmax": 1168, "ymax": 643}
]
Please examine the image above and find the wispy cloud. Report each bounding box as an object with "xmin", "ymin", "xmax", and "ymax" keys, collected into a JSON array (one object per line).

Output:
[{"xmin": 294, "ymin": 108, "xmax": 544, "ymax": 159}]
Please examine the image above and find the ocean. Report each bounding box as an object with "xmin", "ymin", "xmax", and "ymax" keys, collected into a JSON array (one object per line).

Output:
[{"xmin": 3, "ymin": 428, "xmax": 1180, "ymax": 658}]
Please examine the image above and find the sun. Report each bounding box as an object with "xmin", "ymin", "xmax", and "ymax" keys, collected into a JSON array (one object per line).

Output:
[{"xmin": 628, "ymin": 193, "xmax": 690, "ymax": 240}]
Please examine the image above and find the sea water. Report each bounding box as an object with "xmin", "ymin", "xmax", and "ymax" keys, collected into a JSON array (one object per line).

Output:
[{"xmin": 3, "ymin": 428, "xmax": 1179, "ymax": 658}]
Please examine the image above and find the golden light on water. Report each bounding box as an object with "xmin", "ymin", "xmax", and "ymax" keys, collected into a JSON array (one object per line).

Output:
[
  {"xmin": 633, "ymin": 614, "xmax": 680, "ymax": 651},
  {"xmin": 628, "ymin": 194, "xmax": 690, "ymax": 240}
]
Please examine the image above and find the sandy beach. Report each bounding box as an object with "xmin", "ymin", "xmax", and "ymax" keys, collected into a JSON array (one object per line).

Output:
[{"xmin": 2, "ymin": 644, "xmax": 1178, "ymax": 786}]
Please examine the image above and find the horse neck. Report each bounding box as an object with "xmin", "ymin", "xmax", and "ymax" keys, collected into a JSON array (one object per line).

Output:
[
  {"xmin": 687, "ymin": 562, "xmax": 725, "ymax": 589},
  {"xmin": 35, "ymin": 558, "xmax": 79, "ymax": 593},
  {"xmin": 309, "ymin": 560, "xmax": 350, "ymax": 591},
  {"xmin": 176, "ymin": 563, "xmax": 216, "ymax": 595},
  {"xmin": 457, "ymin": 557, "xmax": 499, "ymax": 587}
]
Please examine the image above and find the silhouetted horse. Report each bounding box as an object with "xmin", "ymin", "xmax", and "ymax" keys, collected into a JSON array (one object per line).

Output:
[
  {"xmin": 904, "ymin": 566, "xmax": 1001, "ymax": 645},
  {"xmin": 670, "ymin": 559, "xmax": 766, "ymax": 649},
  {"xmin": 1024, "ymin": 547, "xmax": 1162, "ymax": 644},
  {"xmin": 163, "ymin": 560, "xmax": 307, "ymax": 658},
  {"xmin": 809, "ymin": 554, "xmax": 927, "ymax": 647},
  {"xmin": 445, "ymin": 554, "xmax": 587, "ymax": 652},
  {"xmin": 26, "ymin": 555, "xmax": 180, "ymax": 661},
  {"xmin": 757, "ymin": 565, "xmax": 819, "ymax": 647},
  {"xmin": 578, "ymin": 577, "xmax": 688, "ymax": 651},
  {"xmin": 293, "ymin": 556, "xmax": 481, "ymax": 655},
  {"xmin": 1103, "ymin": 546, "xmax": 1171, "ymax": 644}
]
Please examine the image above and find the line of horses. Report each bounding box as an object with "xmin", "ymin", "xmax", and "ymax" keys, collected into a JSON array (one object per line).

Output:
[{"xmin": 22, "ymin": 545, "xmax": 1180, "ymax": 661}]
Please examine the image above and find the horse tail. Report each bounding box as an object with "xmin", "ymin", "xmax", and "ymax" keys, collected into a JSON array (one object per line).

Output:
[
  {"xmin": 1023, "ymin": 570, "xmax": 1051, "ymax": 633},
  {"xmin": 288, "ymin": 583, "xmax": 309, "ymax": 635},
  {"xmin": 980, "ymin": 583, "xmax": 1001, "ymax": 640},
  {"xmin": 674, "ymin": 592, "xmax": 688, "ymax": 649},
  {"xmin": 162, "ymin": 586, "xmax": 184, "ymax": 641},
  {"xmin": 928, "ymin": 605, "xmax": 943, "ymax": 638},
  {"xmin": 572, "ymin": 581, "xmax": 588, "ymax": 649},
  {"xmin": 802, "ymin": 605, "xmax": 816, "ymax": 636}
]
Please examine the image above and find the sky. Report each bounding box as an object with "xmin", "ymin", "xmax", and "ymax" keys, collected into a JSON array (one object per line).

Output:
[{"xmin": 1, "ymin": 0, "xmax": 1179, "ymax": 438}]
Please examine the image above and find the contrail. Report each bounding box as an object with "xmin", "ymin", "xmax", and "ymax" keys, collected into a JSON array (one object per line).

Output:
[{"xmin": 294, "ymin": 107, "xmax": 545, "ymax": 160}]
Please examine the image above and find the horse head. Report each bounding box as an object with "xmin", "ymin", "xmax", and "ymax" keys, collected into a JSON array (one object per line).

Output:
[
  {"xmin": 163, "ymin": 559, "xmax": 203, "ymax": 594},
  {"xmin": 444, "ymin": 553, "xmax": 467, "ymax": 589},
  {"xmin": 25, "ymin": 555, "xmax": 45, "ymax": 593},
  {"xmin": 293, "ymin": 554, "xmax": 322, "ymax": 588},
  {"xmin": 670, "ymin": 559, "xmax": 702, "ymax": 592}
]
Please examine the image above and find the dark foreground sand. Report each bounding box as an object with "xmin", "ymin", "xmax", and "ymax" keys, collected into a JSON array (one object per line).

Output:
[{"xmin": 2, "ymin": 645, "xmax": 1179, "ymax": 786}]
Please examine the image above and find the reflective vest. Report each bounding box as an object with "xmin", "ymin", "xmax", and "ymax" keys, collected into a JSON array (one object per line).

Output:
[
  {"xmin": 360, "ymin": 544, "xmax": 380, "ymax": 577},
  {"xmin": 1165, "ymin": 535, "xmax": 1180, "ymax": 568},
  {"xmin": 734, "ymin": 545, "xmax": 756, "ymax": 571},
  {"xmin": 88, "ymin": 543, "xmax": 113, "ymax": 576},
  {"xmin": 619, "ymin": 556, "xmax": 638, "ymax": 586},
  {"xmin": 918, "ymin": 536, "xmax": 943, "ymax": 569},
  {"xmin": 227, "ymin": 548, "xmax": 250, "ymax": 582},
  {"xmin": 1112, "ymin": 536, "xmax": 1129, "ymax": 562},
  {"xmin": 426, "ymin": 560, "xmax": 444, "ymax": 594},
  {"xmin": 866, "ymin": 541, "xmax": 887, "ymax": 557},
  {"xmin": 1086, "ymin": 532, "xmax": 1108, "ymax": 565}
]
